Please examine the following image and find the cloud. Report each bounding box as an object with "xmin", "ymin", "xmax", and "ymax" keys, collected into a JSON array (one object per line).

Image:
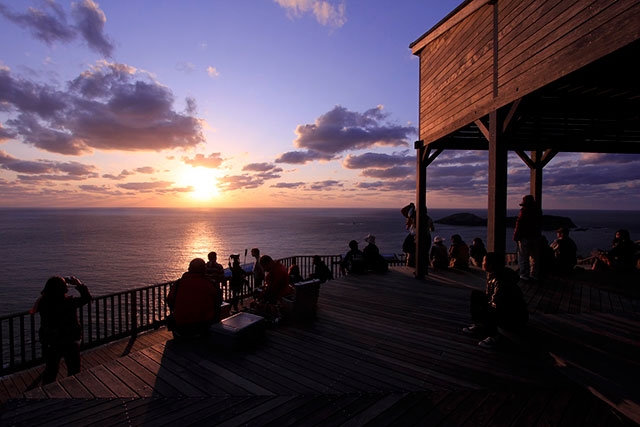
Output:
[
  {"xmin": 206, "ymin": 66, "xmax": 220, "ymax": 78},
  {"xmin": 274, "ymin": 0, "xmax": 346, "ymax": 29},
  {"xmin": 342, "ymin": 152, "xmax": 412, "ymax": 169},
  {"xmin": 276, "ymin": 106, "xmax": 416, "ymax": 165},
  {"xmin": 0, "ymin": 0, "xmax": 114, "ymax": 57},
  {"xmin": 116, "ymin": 181, "xmax": 173, "ymax": 191},
  {"xmin": 1, "ymin": 62, "xmax": 205, "ymax": 155},
  {"xmin": 308, "ymin": 179, "xmax": 342, "ymax": 191},
  {"xmin": 217, "ymin": 163, "xmax": 283, "ymax": 191},
  {"xmin": 71, "ymin": 0, "xmax": 114, "ymax": 57},
  {"xmin": 183, "ymin": 152, "xmax": 224, "ymax": 168},
  {"xmin": 0, "ymin": 149, "xmax": 98, "ymax": 179},
  {"xmin": 275, "ymin": 150, "xmax": 335, "ymax": 165},
  {"xmin": 294, "ymin": 105, "xmax": 415, "ymax": 154}
]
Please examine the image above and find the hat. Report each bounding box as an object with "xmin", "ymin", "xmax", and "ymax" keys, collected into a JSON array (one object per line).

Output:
[
  {"xmin": 364, "ymin": 234, "xmax": 376, "ymax": 244},
  {"xmin": 433, "ymin": 236, "xmax": 444, "ymax": 243},
  {"xmin": 519, "ymin": 195, "xmax": 535, "ymax": 207}
]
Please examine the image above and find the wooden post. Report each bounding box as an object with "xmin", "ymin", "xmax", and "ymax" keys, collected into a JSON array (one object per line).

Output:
[
  {"xmin": 415, "ymin": 140, "xmax": 427, "ymax": 279},
  {"xmin": 487, "ymin": 110, "xmax": 508, "ymax": 256}
]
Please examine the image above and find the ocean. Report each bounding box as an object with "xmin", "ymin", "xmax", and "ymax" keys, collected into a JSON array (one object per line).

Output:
[{"xmin": 1, "ymin": 207, "xmax": 639, "ymax": 316}]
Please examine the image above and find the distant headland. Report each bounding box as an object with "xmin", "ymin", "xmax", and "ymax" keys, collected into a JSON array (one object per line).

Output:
[{"xmin": 434, "ymin": 212, "xmax": 576, "ymax": 231}]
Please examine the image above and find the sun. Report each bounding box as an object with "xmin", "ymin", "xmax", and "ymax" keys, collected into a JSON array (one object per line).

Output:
[{"xmin": 180, "ymin": 167, "xmax": 220, "ymax": 200}]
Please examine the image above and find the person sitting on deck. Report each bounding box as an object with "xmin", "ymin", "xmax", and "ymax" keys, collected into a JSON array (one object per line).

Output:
[
  {"xmin": 251, "ymin": 255, "xmax": 293, "ymax": 321},
  {"xmin": 362, "ymin": 234, "xmax": 388, "ymax": 273},
  {"xmin": 429, "ymin": 236, "xmax": 449, "ymax": 270},
  {"xmin": 592, "ymin": 229, "xmax": 637, "ymax": 272},
  {"xmin": 340, "ymin": 240, "xmax": 365, "ymax": 275},
  {"xmin": 288, "ymin": 257, "xmax": 304, "ymax": 284},
  {"xmin": 462, "ymin": 252, "xmax": 529, "ymax": 349},
  {"xmin": 469, "ymin": 237, "xmax": 487, "ymax": 268},
  {"xmin": 448, "ymin": 234, "xmax": 470, "ymax": 269},
  {"xmin": 550, "ymin": 228, "xmax": 578, "ymax": 274},
  {"xmin": 308, "ymin": 255, "xmax": 333, "ymax": 283},
  {"xmin": 166, "ymin": 258, "xmax": 222, "ymax": 338}
]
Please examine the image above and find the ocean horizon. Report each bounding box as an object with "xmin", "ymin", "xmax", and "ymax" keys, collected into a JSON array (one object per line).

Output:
[{"xmin": 1, "ymin": 207, "xmax": 639, "ymax": 316}]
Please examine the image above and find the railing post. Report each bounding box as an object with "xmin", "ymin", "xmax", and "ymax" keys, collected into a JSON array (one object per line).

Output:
[{"xmin": 131, "ymin": 290, "xmax": 138, "ymax": 336}]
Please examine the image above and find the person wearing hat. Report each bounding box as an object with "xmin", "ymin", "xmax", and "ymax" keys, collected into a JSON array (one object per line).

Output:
[
  {"xmin": 513, "ymin": 195, "xmax": 542, "ymax": 281},
  {"xmin": 550, "ymin": 227, "xmax": 578, "ymax": 274},
  {"xmin": 363, "ymin": 234, "xmax": 388, "ymax": 273},
  {"xmin": 430, "ymin": 236, "xmax": 449, "ymax": 270}
]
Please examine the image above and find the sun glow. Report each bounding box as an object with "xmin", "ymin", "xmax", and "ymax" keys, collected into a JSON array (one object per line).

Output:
[{"xmin": 179, "ymin": 167, "xmax": 220, "ymax": 200}]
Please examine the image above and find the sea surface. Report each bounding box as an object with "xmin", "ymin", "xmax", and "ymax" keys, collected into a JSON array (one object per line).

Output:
[{"xmin": 1, "ymin": 207, "xmax": 639, "ymax": 316}]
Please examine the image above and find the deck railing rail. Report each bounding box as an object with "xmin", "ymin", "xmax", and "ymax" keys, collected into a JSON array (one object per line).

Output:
[{"xmin": 0, "ymin": 254, "xmax": 375, "ymax": 376}]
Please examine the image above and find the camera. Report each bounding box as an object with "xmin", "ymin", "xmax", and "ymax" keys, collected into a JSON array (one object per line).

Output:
[
  {"xmin": 64, "ymin": 276, "xmax": 74, "ymax": 284},
  {"xmin": 230, "ymin": 254, "xmax": 240, "ymax": 262}
]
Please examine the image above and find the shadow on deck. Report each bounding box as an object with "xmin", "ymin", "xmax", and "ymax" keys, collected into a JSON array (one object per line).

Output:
[{"xmin": 1, "ymin": 266, "xmax": 639, "ymax": 426}]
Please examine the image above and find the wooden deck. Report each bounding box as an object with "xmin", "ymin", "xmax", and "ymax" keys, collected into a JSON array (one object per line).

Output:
[{"xmin": 1, "ymin": 267, "xmax": 639, "ymax": 426}]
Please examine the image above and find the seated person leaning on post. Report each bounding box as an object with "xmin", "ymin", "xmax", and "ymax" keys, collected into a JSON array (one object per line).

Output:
[{"xmin": 166, "ymin": 258, "xmax": 222, "ymax": 338}]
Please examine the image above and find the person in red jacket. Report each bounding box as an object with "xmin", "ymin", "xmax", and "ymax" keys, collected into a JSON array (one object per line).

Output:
[
  {"xmin": 251, "ymin": 255, "xmax": 293, "ymax": 321},
  {"xmin": 166, "ymin": 258, "xmax": 221, "ymax": 338}
]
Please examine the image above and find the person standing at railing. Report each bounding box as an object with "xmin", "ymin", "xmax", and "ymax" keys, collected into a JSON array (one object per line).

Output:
[
  {"xmin": 251, "ymin": 247, "xmax": 264, "ymax": 291},
  {"xmin": 206, "ymin": 251, "xmax": 225, "ymax": 286},
  {"xmin": 29, "ymin": 276, "xmax": 91, "ymax": 384}
]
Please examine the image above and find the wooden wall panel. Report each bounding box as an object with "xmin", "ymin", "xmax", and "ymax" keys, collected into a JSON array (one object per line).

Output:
[
  {"xmin": 418, "ymin": 4, "xmax": 494, "ymax": 143},
  {"xmin": 414, "ymin": 0, "xmax": 640, "ymax": 145},
  {"xmin": 498, "ymin": 0, "xmax": 640, "ymax": 103}
]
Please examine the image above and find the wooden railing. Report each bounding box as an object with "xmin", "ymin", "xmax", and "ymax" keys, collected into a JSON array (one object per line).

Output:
[{"xmin": 0, "ymin": 254, "xmax": 367, "ymax": 376}]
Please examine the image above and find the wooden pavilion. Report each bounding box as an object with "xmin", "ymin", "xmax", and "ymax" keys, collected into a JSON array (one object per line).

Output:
[{"xmin": 410, "ymin": 0, "xmax": 640, "ymax": 277}]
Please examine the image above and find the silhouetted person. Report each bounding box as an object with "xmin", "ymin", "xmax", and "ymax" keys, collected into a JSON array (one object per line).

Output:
[
  {"xmin": 229, "ymin": 254, "xmax": 246, "ymax": 313},
  {"xmin": 363, "ymin": 234, "xmax": 388, "ymax": 273},
  {"xmin": 513, "ymin": 195, "xmax": 542, "ymax": 281},
  {"xmin": 340, "ymin": 240, "xmax": 365, "ymax": 275},
  {"xmin": 251, "ymin": 247, "xmax": 264, "ymax": 290},
  {"xmin": 288, "ymin": 257, "xmax": 304, "ymax": 284},
  {"xmin": 309, "ymin": 255, "xmax": 333, "ymax": 283},
  {"xmin": 430, "ymin": 236, "xmax": 449, "ymax": 270},
  {"xmin": 550, "ymin": 228, "xmax": 577, "ymax": 274},
  {"xmin": 463, "ymin": 252, "xmax": 529, "ymax": 349},
  {"xmin": 30, "ymin": 276, "xmax": 91, "ymax": 384},
  {"xmin": 592, "ymin": 229, "xmax": 637, "ymax": 272},
  {"xmin": 449, "ymin": 234, "xmax": 470, "ymax": 269},
  {"xmin": 206, "ymin": 251, "xmax": 225, "ymax": 285},
  {"xmin": 166, "ymin": 258, "xmax": 221, "ymax": 338},
  {"xmin": 469, "ymin": 237, "xmax": 487, "ymax": 267}
]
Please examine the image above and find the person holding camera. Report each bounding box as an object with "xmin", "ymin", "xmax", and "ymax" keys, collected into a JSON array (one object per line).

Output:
[{"xmin": 29, "ymin": 275, "xmax": 92, "ymax": 384}]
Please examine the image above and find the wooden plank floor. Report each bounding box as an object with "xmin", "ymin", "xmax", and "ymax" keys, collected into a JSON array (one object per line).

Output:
[{"xmin": 1, "ymin": 267, "xmax": 639, "ymax": 426}]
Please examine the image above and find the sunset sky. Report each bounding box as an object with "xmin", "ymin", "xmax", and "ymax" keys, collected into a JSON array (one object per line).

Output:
[{"xmin": 1, "ymin": 0, "xmax": 640, "ymax": 210}]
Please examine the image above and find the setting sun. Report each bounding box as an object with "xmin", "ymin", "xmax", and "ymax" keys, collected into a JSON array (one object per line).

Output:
[{"xmin": 179, "ymin": 167, "xmax": 220, "ymax": 200}]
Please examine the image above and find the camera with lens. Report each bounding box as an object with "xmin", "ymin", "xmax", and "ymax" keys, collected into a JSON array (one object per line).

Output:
[
  {"xmin": 229, "ymin": 254, "xmax": 240, "ymax": 262},
  {"xmin": 64, "ymin": 276, "xmax": 74, "ymax": 284}
]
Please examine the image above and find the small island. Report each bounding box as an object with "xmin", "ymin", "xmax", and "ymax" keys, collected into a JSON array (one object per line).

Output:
[{"xmin": 435, "ymin": 212, "xmax": 576, "ymax": 231}]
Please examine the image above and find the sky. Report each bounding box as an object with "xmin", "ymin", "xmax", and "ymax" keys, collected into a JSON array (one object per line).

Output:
[{"xmin": 1, "ymin": 0, "xmax": 639, "ymax": 210}]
